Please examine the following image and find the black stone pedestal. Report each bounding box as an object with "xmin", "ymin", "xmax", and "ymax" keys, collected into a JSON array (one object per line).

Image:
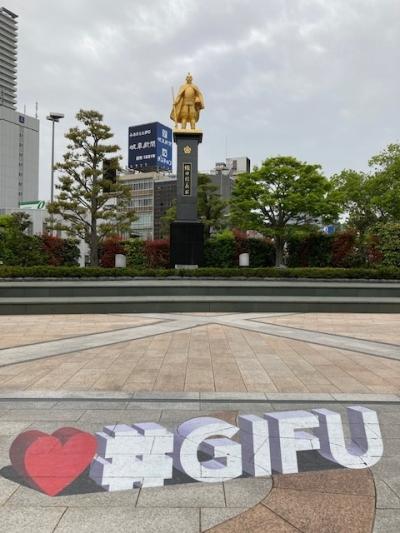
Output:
[
  {"xmin": 170, "ymin": 221, "xmax": 204, "ymax": 268},
  {"xmin": 170, "ymin": 129, "xmax": 204, "ymax": 268}
]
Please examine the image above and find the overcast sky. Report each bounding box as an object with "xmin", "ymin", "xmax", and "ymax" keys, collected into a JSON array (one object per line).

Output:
[{"xmin": 7, "ymin": 0, "xmax": 400, "ymax": 199}]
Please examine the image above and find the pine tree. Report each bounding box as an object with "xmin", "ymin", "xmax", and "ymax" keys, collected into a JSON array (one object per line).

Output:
[{"xmin": 48, "ymin": 110, "xmax": 136, "ymax": 266}]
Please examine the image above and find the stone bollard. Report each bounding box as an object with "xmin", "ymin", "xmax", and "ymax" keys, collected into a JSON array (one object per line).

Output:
[
  {"xmin": 115, "ymin": 254, "xmax": 127, "ymax": 268},
  {"xmin": 239, "ymin": 253, "xmax": 250, "ymax": 267}
]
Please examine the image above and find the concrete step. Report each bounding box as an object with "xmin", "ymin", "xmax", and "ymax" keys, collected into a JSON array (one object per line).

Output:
[
  {"xmin": 1, "ymin": 279, "xmax": 400, "ymax": 298},
  {"xmin": 1, "ymin": 294, "xmax": 400, "ymax": 314}
]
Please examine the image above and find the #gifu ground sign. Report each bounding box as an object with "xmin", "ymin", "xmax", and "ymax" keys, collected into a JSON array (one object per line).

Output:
[{"xmin": 8, "ymin": 405, "xmax": 383, "ymax": 496}]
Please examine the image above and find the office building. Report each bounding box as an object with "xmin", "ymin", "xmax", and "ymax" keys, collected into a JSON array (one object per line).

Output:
[
  {"xmin": 154, "ymin": 177, "xmax": 177, "ymax": 239},
  {"xmin": 0, "ymin": 105, "xmax": 39, "ymax": 210},
  {"xmin": 0, "ymin": 6, "xmax": 17, "ymax": 109},
  {"xmin": 226, "ymin": 156, "xmax": 251, "ymax": 175},
  {"xmin": 119, "ymin": 170, "xmax": 176, "ymax": 240},
  {"xmin": 209, "ymin": 156, "xmax": 251, "ymax": 202},
  {"xmin": 0, "ymin": 7, "xmax": 40, "ymax": 211}
]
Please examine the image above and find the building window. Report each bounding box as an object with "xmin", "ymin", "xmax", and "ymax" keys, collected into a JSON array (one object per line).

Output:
[{"xmin": 130, "ymin": 180, "xmax": 153, "ymax": 191}]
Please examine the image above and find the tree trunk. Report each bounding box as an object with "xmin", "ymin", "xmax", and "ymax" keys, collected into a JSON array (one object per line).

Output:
[
  {"xmin": 89, "ymin": 216, "xmax": 98, "ymax": 267},
  {"xmin": 90, "ymin": 234, "xmax": 98, "ymax": 267},
  {"xmin": 274, "ymin": 236, "xmax": 285, "ymax": 267}
]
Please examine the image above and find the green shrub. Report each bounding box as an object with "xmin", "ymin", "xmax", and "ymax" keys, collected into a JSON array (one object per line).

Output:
[
  {"xmin": 331, "ymin": 230, "xmax": 364, "ymax": 268},
  {"xmin": 1, "ymin": 265, "xmax": 400, "ymax": 279},
  {"xmin": 125, "ymin": 238, "xmax": 146, "ymax": 268},
  {"xmin": 145, "ymin": 239, "xmax": 170, "ymax": 268},
  {"xmin": 41, "ymin": 235, "xmax": 80, "ymax": 266},
  {"xmin": 374, "ymin": 223, "xmax": 400, "ymax": 267},
  {"xmin": 287, "ymin": 233, "xmax": 333, "ymax": 267},
  {"xmin": 0, "ymin": 233, "xmax": 48, "ymax": 267},
  {"xmin": 99, "ymin": 236, "xmax": 125, "ymax": 268},
  {"xmin": 204, "ymin": 230, "xmax": 236, "ymax": 267},
  {"xmin": 247, "ymin": 238, "xmax": 275, "ymax": 267}
]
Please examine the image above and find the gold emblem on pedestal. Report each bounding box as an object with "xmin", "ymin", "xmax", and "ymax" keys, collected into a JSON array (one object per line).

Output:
[
  {"xmin": 183, "ymin": 145, "xmax": 192, "ymax": 154},
  {"xmin": 170, "ymin": 73, "xmax": 205, "ymax": 131}
]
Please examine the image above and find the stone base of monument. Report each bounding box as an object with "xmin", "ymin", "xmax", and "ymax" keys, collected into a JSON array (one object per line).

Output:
[{"xmin": 170, "ymin": 221, "xmax": 204, "ymax": 268}]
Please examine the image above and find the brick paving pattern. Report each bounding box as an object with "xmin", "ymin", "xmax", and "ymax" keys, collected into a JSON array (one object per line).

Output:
[{"xmin": 0, "ymin": 316, "xmax": 400, "ymax": 394}]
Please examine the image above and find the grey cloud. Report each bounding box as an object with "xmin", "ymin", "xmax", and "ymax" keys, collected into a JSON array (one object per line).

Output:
[{"xmin": 7, "ymin": 0, "xmax": 400, "ymax": 199}]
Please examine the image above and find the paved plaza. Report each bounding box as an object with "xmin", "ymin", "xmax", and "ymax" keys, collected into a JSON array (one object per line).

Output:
[
  {"xmin": 0, "ymin": 312, "xmax": 399, "ymax": 532},
  {"xmin": 0, "ymin": 313, "xmax": 400, "ymax": 394}
]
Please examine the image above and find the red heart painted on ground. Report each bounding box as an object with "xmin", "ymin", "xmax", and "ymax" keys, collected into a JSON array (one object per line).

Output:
[{"xmin": 9, "ymin": 427, "xmax": 97, "ymax": 496}]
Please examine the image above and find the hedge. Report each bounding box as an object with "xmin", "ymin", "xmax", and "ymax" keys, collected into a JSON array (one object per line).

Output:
[
  {"xmin": 1, "ymin": 265, "xmax": 400, "ymax": 279},
  {"xmin": 204, "ymin": 230, "xmax": 275, "ymax": 268},
  {"xmin": 287, "ymin": 233, "xmax": 333, "ymax": 267}
]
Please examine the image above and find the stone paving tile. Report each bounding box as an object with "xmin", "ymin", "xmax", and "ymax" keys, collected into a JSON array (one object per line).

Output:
[
  {"xmin": 79, "ymin": 409, "xmax": 162, "ymax": 424},
  {"xmin": 137, "ymin": 482, "xmax": 225, "ymax": 508},
  {"xmin": 159, "ymin": 409, "xmax": 211, "ymax": 428},
  {"xmin": 0, "ymin": 506, "xmax": 67, "ymax": 533},
  {"xmin": 223, "ymin": 477, "xmax": 272, "ymax": 507},
  {"xmin": 207, "ymin": 502, "xmax": 298, "ymax": 532},
  {"xmin": 0, "ymin": 314, "xmax": 157, "ymax": 349},
  {"xmin": 262, "ymin": 312, "xmax": 400, "ymax": 345},
  {"xmin": 374, "ymin": 509, "xmax": 400, "ymax": 532},
  {"xmin": 0, "ymin": 409, "xmax": 84, "ymax": 421},
  {"xmin": 5, "ymin": 484, "xmax": 140, "ymax": 508},
  {"xmin": 126, "ymin": 401, "xmax": 201, "ymax": 410},
  {"xmin": 0, "ymin": 401, "xmax": 58, "ymax": 410},
  {"xmin": 0, "ymin": 476, "xmax": 19, "ymax": 505},
  {"xmin": 265, "ymin": 488, "xmax": 374, "ymax": 532},
  {"xmin": 55, "ymin": 507, "xmax": 200, "ymax": 533},
  {"xmin": 52, "ymin": 401, "xmax": 129, "ymax": 410},
  {"xmin": 200, "ymin": 507, "xmax": 247, "ymax": 531},
  {"xmin": 0, "ymin": 421, "xmax": 31, "ymax": 436},
  {"xmin": 375, "ymin": 478, "xmax": 400, "ymax": 509},
  {"xmin": 375, "ymin": 438, "xmax": 400, "ymax": 458},
  {"xmin": 200, "ymin": 401, "xmax": 273, "ymax": 412},
  {"xmin": 134, "ymin": 391, "xmax": 200, "ymax": 400},
  {"xmin": 273, "ymin": 468, "xmax": 374, "ymax": 496},
  {"xmin": 378, "ymin": 476, "xmax": 400, "ymax": 500},
  {"xmin": 24, "ymin": 421, "xmax": 108, "ymax": 436}
]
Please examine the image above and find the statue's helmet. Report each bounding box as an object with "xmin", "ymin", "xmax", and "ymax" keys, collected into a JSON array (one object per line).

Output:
[{"xmin": 186, "ymin": 73, "xmax": 193, "ymax": 83}]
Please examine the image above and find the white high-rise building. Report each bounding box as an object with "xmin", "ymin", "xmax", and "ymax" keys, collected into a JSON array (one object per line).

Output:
[
  {"xmin": 0, "ymin": 6, "xmax": 17, "ymax": 109},
  {"xmin": 0, "ymin": 7, "xmax": 40, "ymax": 211}
]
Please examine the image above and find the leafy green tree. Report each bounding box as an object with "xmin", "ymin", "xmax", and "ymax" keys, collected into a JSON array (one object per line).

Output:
[
  {"xmin": 374, "ymin": 223, "xmax": 400, "ymax": 267},
  {"xmin": 0, "ymin": 213, "xmax": 47, "ymax": 266},
  {"xmin": 47, "ymin": 110, "xmax": 136, "ymax": 266},
  {"xmin": 367, "ymin": 143, "xmax": 400, "ymax": 221},
  {"xmin": 197, "ymin": 174, "xmax": 228, "ymax": 237},
  {"xmin": 160, "ymin": 174, "xmax": 227, "ymax": 239},
  {"xmin": 332, "ymin": 143, "xmax": 400, "ymax": 236},
  {"xmin": 330, "ymin": 170, "xmax": 376, "ymax": 236},
  {"xmin": 230, "ymin": 156, "xmax": 338, "ymax": 266}
]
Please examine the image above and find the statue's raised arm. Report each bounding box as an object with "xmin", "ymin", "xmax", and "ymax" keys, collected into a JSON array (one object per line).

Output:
[{"xmin": 170, "ymin": 73, "xmax": 205, "ymax": 130}]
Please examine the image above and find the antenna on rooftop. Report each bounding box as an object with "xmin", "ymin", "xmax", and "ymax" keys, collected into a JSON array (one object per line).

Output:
[{"xmin": 35, "ymin": 101, "xmax": 38, "ymax": 119}]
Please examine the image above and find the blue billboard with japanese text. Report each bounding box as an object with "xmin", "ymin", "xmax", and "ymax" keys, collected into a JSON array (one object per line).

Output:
[{"xmin": 128, "ymin": 122, "xmax": 172, "ymax": 171}]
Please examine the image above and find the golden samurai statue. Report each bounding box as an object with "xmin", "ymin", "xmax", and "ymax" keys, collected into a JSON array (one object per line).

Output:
[{"xmin": 170, "ymin": 73, "xmax": 205, "ymax": 130}]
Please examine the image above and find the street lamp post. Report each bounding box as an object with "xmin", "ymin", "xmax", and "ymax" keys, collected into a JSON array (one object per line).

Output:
[{"xmin": 46, "ymin": 112, "xmax": 64, "ymax": 204}]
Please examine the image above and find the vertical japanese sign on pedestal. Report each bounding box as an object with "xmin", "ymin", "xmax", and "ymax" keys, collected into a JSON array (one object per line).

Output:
[
  {"xmin": 183, "ymin": 163, "xmax": 192, "ymax": 196},
  {"xmin": 169, "ymin": 73, "xmax": 205, "ymax": 268}
]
